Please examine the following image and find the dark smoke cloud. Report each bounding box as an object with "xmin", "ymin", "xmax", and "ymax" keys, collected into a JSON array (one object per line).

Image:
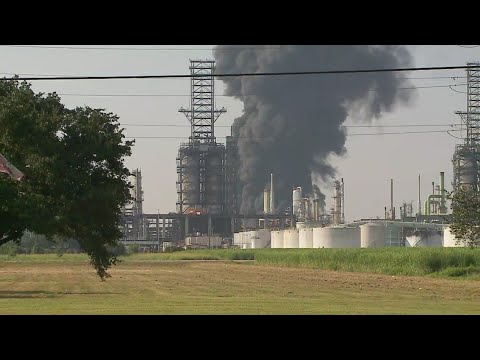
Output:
[{"xmin": 214, "ymin": 45, "xmax": 415, "ymax": 214}]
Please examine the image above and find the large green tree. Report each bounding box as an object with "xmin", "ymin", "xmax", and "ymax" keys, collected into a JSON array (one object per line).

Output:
[
  {"xmin": 0, "ymin": 79, "xmax": 133, "ymax": 279},
  {"xmin": 450, "ymin": 186, "xmax": 480, "ymax": 247}
]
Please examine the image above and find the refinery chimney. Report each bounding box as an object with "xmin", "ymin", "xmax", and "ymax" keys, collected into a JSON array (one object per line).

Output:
[
  {"xmin": 263, "ymin": 187, "xmax": 270, "ymax": 214},
  {"xmin": 418, "ymin": 174, "xmax": 421, "ymax": 216},
  {"xmin": 440, "ymin": 171, "xmax": 446, "ymax": 214},
  {"xmin": 270, "ymin": 173, "xmax": 274, "ymax": 214},
  {"xmin": 390, "ymin": 178, "xmax": 395, "ymax": 220}
]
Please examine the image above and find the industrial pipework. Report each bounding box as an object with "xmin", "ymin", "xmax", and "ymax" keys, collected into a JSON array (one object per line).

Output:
[{"xmin": 424, "ymin": 172, "xmax": 448, "ymax": 215}]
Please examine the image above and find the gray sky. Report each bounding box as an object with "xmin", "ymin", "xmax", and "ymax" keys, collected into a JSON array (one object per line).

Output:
[{"xmin": 1, "ymin": 45, "xmax": 479, "ymax": 221}]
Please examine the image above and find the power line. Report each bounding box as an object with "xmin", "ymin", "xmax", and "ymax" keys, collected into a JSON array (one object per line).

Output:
[
  {"xmin": 52, "ymin": 83, "xmax": 467, "ymax": 98},
  {"xmin": 446, "ymin": 130, "xmax": 465, "ymax": 140},
  {"xmin": 449, "ymin": 85, "xmax": 467, "ymax": 94},
  {"xmin": 124, "ymin": 129, "xmax": 462, "ymax": 139},
  {"xmin": 6, "ymin": 45, "xmax": 480, "ymax": 51},
  {"xmin": 121, "ymin": 123, "xmax": 459, "ymax": 128},
  {"xmin": 0, "ymin": 72, "xmax": 467, "ymax": 80},
  {"xmin": 1, "ymin": 65, "xmax": 479, "ymax": 82},
  {"xmin": 0, "ymin": 45, "xmax": 281, "ymax": 51}
]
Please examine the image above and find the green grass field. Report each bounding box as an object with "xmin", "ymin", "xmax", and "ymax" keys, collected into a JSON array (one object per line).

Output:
[
  {"xmin": 0, "ymin": 249, "xmax": 479, "ymax": 314},
  {"xmin": 102, "ymin": 247, "xmax": 480, "ymax": 277}
]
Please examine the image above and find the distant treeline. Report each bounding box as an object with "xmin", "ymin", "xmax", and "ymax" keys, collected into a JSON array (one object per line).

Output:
[{"xmin": 0, "ymin": 232, "xmax": 127, "ymax": 256}]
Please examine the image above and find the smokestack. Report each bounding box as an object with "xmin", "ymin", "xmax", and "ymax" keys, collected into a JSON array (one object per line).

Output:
[
  {"xmin": 341, "ymin": 178, "xmax": 345, "ymax": 224},
  {"xmin": 440, "ymin": 171, "xmax": 446, "ymax": 214},
  {"xmin": 418, "ymin": 174, "xmax": 421, "ymax": 216},
  {"xmin": 431, "ymin": 181, "xmax": 435, "ymax": 214},
  {"xmin": 263, "ymin": 188, "xmax": 270, "ymax": 214},
  {"xmin": 214, "ymin": 46, "xmax": 416, "ymax": 214},
  {"xmin": 270, "ymin": 173, "xmax": 274, "ymax": 214},
  {"xmin": 390, "ymin": 179, "xmax": 394, "ymax": 220}
]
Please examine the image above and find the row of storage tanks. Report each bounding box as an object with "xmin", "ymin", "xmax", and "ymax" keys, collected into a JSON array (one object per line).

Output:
[{"xmin": 233, "ymin": 223, "xmax": 470, "ymax": 249}]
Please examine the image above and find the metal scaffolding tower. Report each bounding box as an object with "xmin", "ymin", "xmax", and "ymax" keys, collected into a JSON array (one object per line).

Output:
[
  {"xmin": 179, "ymin": 60, "xmax": 226, "ymax": 144},
  {"xmin": 177, "ymin": 60, "xmax": 227, "ymax": 215},
  {"xmin": 121, "ymin": 169, "xmax": 145, "ymax": 241},
  {"xmin": 453, "ymin": 62, "xmax": 480, "ymax": 191}
]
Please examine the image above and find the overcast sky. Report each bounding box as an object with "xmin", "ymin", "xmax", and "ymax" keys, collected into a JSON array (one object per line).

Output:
[{"xmin": 1, "ymin": 45, "xmax": 479, "ymax": 221}]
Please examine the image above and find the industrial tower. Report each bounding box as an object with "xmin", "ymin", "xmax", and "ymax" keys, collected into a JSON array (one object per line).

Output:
[
  {"xmin": 331, "ymin": 179, "xmax": 345, "ymax": 225},
  {"xmin": 176, "ymin": 60, "xmax": 227, "ymax": 215},
  {"xmin": 453, "ymin": 62, "xmax": 480, "ymax": 191}
]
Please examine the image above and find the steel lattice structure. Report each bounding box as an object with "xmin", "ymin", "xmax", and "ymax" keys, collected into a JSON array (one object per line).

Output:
[
  {"xmin": 177, "ymin": 60, "xmax": 227, "ymax": 216},
  {"xmin": 453, "ymin": 62, "xmax": 480, "ymax": 191},
  {"xmin": 179, "ymin": 60, "xmax": 226, "ymax": 143}
]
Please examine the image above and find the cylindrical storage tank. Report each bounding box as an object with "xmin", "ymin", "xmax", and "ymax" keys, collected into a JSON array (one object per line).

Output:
[
  {"xmin": 271, "ymin": 230, "xmax": 285, "ymax": 249},
  {"xmin": 251, "ymin": 230, "xmax": 271, "ymax": 249},
  {"xmin": 299, "ymin": 228, "xmax": 313, "ymax": 248},
  {"xmin": 293, "ymin": 187, "xmax": 302, "ymax": 217},
  {"xmin": 443, "ymin": 226, "xmax": 469, "ymax": 247},
  {"xmin": 360, "ymin": 223, "xmax": 386, "ymax": 248},
  {"xmin": 405, "ymin": 229, "xmax": 442, "ymax": 247},
  {"xmin": 313, "ymin": 226, "xmax": 360, "ymax": 248},
  {"xmin": 284, "ymin": 229, "xmax": 299, "ymax": 248},
  {"xmin": 312, "ymin": 227, "xmax": 323, "ymax": 248},
  {"xmin": 233, "ymin": 232, "xmax": 241, "ymax": 247}
]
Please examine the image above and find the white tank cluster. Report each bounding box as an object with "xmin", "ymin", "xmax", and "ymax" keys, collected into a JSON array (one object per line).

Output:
[{"xmin": 234, "ymin": 222, "xmax": 476, "ymax": 249}]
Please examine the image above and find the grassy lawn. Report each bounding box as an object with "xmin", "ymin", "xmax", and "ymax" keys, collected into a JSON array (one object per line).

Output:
[{"xmin": 0, "ymin": 253, "xmax": 479, "ymax": 314}]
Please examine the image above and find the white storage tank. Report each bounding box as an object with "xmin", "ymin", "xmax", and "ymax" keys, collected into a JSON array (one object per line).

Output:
[
  {"xmin": 271, "ymin": 230, "xmax": 285, "ymax": 249},
  {"xmin": 284, "ymin": 229, "xmax": 299, "ymax": 248},
  {"xmin": 360, "ymin": 222, "xmax": 386, "ymax": 248},
  {"xmin": 312, "ymin": 227, "xmax": 323, "ymax": 248},
  {"xmin": 250, "ymin": 230, "xmax": 271, "ymax": 249},
  {"xmin": 299, "ymin": 228, "xmax": 313, "ymax": 248},
  {"xmin": 234, "ymin": 231, "xmax": 252, "ymax": 248},
  {"xmin": 313, "ymin": 226, "xmax": 361, "ymax": 248},
  {"xmin": 443, "ymin": 226, "xmax": 470, "ymax": 247},
  {"xmin": 185, "ymin": 236, "xmax": 223, "ymax": 248},
  {"xmin": 405, "ymin": 229, "xmax": 442, "ymax": 247}
]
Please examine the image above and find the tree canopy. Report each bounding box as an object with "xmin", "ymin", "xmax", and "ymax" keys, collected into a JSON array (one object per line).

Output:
[
  {"xmin": 450, "ymin": 186, "xmax": 480, "ymax": 247},
  {"xmin": 0, "ymin": 79, "xmax": 133, "ymax": 279}
]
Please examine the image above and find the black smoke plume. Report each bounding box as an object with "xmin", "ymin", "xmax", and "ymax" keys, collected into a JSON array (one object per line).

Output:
[{"xmin": 214, "ymin": 46, "xmax": 415, "ymax": 214}]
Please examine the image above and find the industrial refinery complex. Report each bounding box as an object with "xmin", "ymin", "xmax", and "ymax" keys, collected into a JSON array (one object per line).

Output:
[{"xmin": 120, "ymin": 61, "xmax": 480, "ymax": 250}]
